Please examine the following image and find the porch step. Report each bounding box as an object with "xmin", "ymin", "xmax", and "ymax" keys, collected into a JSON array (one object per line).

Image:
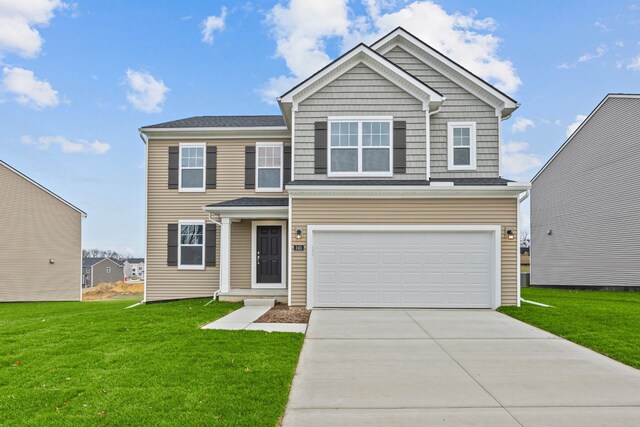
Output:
[{"xmin": 244, "ymin": 298, "xmax": 276, "ymax": 307}]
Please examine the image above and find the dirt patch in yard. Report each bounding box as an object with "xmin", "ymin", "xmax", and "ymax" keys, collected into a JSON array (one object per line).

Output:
[
  {"xmin": 83, "ymin": 281, "xmax": 143, "ymax": 301},
  {"xmin": 255, "ymin": 304, "xmax": 310, "ymax": 324}
]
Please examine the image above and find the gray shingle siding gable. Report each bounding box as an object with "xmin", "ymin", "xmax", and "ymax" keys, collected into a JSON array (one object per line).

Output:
[
  {"xmin": 294, "ymin": 63, "xmax": 427, "ymax": 180},
  {"xmin": 384, "ymin": 46, "xmax": 500, "ymax": 178},
  {"xmin": 531, "ymin": 96, "xmax": 640, "ymax": 287}
]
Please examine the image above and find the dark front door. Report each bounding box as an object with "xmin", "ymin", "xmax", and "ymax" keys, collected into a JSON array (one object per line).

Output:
[{"xmin": 257, "ymin": 226, "xmax": 282, "ymax": 284}]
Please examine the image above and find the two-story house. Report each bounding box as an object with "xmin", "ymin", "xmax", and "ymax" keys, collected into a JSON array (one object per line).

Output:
[
  {"xmin": 139, "ymin": 28, "xmax": 530, "ymax": 309},
  {"xmin": 123, "ymin": 258, "xmax": 145, "ymax": 281},
  {"xmin": 82, "ymin": 257, "xmax": 124, "ymax": 288}
]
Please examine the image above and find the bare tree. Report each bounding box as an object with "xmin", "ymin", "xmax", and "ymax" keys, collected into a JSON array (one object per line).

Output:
[
  {"xmin": 520, "ymin": 231, "xmax": 531, "ymax": 248},
  {"xmin": 82, "ymin": 249, "xmax": 130, "ymax": 261}
]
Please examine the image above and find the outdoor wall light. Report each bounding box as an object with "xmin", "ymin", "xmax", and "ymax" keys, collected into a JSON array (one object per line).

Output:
[
  {"xmin": 49, "ymin": 258, "xmax": 55, "ymax": 264},
  {"xmin": 547, "ymin": 229, "xmax": 552, "ymax": 235},
  {"xmin": 506, "ymin": 229, "xmax": 514, "ymax": 240},
  {"xmin": 295, "ymin": 228, "xmax": 303, "ymax": 239}
]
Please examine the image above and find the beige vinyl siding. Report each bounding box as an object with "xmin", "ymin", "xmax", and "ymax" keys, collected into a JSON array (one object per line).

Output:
[
  {"xmin": 294, "ymin": 63, "xmax": 427, "ymax": 180},
  {"xmin": 290, "ymin": 198, "xmax": 517, "ymax": 307},
  {"xmin": 146, "ymin": 138, "xmax": 289, "ymax": 301},
  {"xmin": 230, "ymin": 220, "xmax": 251, "ymax": 289},
  {"xmin": 384, "ymin": 46, "xmax": 500, "ymax": 178},
  {"xmin": 531, "ymin": 96, "xmax": 640, "ymax": 287},
  {"xmin": 0, "ymin": 164, "xmax": 82, "ymax": 301}
]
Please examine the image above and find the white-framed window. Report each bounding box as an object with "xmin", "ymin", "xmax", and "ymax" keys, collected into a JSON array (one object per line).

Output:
[
  {"xmin": 447, "ymin": 122, "xmax": 477, "ymax": 170},
  {"xmin": 256, "ymin": 142, "xmax": 283, "ymax": 192},
  {"xmin": 179, "ymin": 143, "xmax": 206, "ymax": 192},
  {"xmin": 178, "ymin": 220, "xmax": 205, "ymax": 270},
  {"xmin": 328, "ymin": 117, "xmax": 393, "ymax": 177},
  {"xmin": 107, "ymin": 267, "xmax": 111, "ymax": 273}
]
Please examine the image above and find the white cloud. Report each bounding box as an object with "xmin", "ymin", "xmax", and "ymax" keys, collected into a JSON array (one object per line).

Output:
[
  {"xmin": 260, "ymin": 0, "xmax": 521, "ymax": 103},
  {"xmin": 201, "ymin": 7, "xmax": 227, "ymax": 44},
  {"xmin": 511, "ymin": 117, "xmax": 535, "ymax": 133},
  {"xmin": 2, "ymin": 66, "xmax": 59, "ymax": 108},
  {"xmin": 21, "ymin": 135, "xmax": 111, "ymax": 154},
  {"xmin": 627, "ymin": 55, "xmax": 640, "ymax": 71},
  {"xmin": 566, "ymin": 114, "xmax": 587, "ymax": 137},
  {"xmin": 594, "ymin": 18, "xmax": 609, "ymax": 32},
  {"xmin": 501, "ymin": 141, "xmax": 541, "ymax": 176},
  {"xmin": 0, "ymin": 0, "xmax": 65, "ymax": 58},
  {"xmin": 125, "ymin": 69, "xmax": 169, "ymax": 113},
  {"xmin": 578, "ymin": 45, "xmax": 608, "ymax": 63}
]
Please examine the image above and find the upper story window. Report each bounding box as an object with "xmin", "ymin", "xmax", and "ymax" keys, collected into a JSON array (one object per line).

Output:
[
  {"xmin": 256, "ymin": 142, "xmax": 283, "ymax": 192},
  {"xmin": 447, "ymin": 122, "xmax": 477, "ymax": 170},
  {"xmin": 179, "ymin": 221, "xmax": 205, "ymax": 269},
  {"xmin": 107, "ymin": 267, "xmax": 111, "ymax": 273},
  {"xmin": 179, "ymin": 143, "xmax": 206, "ymax": 191},
  {"xmin": 328, "ymin": 117, "xmax": 392, "ymax": 177}
]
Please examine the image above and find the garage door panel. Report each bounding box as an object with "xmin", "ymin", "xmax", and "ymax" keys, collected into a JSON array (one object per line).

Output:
[{"xmin": 312, "ymin": 230, "xmax": 495, "ymax": 308}]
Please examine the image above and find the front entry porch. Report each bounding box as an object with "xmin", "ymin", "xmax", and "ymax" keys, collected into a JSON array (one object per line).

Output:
[{"xmin": 203, "ymin": 198, "xmax": 289, "ymax": 304}]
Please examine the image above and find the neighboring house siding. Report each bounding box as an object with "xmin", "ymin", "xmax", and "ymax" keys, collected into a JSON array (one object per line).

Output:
[
  {"xmin": 0, "ymin": 164, "xmax": 82, "ymax": 301},
  {"xmin": 91, "ymin": 260, "xmax": 124, "ymax": 286},
  {"xmin": 383, "ymin": 46, "xmax": 500, "ymax": 178},
  {"xmin": 531, "ymin": 96, "xmax": 640, "ymax": 287},
  {"xmin": 146, "ymin": 138, "xmax": 290, "ymax": 301},
  {"xmin": 294, "ymin": 63, "xmax": 427, "ymax": 180},
  {"xmin": 290, "ymin": 198, "xmax": 517, "ymax": 307}
]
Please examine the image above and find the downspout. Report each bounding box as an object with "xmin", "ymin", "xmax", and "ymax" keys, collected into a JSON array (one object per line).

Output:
[
  {"xmin": 517, "ymin": 189, "xmax": 530, "ymax": 306},
  {"xmin": 426, "ymin": 100, "xmax": 444, "ymax": 180},
  {"xmin": 205, "ymin": 212, "xmax": 223, "ymax": 305}
]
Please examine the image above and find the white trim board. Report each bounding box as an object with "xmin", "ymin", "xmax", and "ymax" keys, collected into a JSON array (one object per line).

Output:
[
  {"xmin": 370, "ymin": 27, "xmax": 518, "ymax": 117},
  {"xmin": 305, "ymin": 224, "xmax": 502, "ymax": 310},
  {"xmin": 286, "ymin": 184, "xmax": 531, "ymax": 199},
  {"xmin": 278, "ymin": 44, "xmax": 443, "ymax": 114},
  {"xmin": 251, "ymin": 220, "xmax": 287, "ymax": 290}
]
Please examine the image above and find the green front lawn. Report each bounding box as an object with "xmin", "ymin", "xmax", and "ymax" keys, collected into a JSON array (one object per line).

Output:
[
  {"xmin": 499, "ymin": 288, "xmax": 640, "ymax": 369},
  {"xmin": 0, "ymin": 299, "xmax": 304, "ymax": 426}
]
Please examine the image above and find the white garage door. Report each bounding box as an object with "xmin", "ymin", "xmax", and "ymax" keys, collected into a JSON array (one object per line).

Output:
[{"xmin": 311, "ymin": 229, "xmax": 496, "ymax": 308}]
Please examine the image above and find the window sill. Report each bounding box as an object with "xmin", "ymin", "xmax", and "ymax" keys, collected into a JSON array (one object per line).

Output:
[
  {"xmin": 447, "ymin": 165, "xmax": 477, "ymax": 171},
  {"xmin": 327, "ymin": 172, "xmax": 393, "ymax": 178},
  {"xmin": 178, "ymin": 188, "xmax": 206, "ymax": 193},
  {"xmin": 178, "ymin": 265, "xmax": 206, "ymax": 270},
  {"xmin": 255, "ymin": 187, "xmax": 284, "ymax": 193}
]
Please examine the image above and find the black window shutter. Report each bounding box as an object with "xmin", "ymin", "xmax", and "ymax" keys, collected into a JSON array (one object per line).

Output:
[
  {"xmin": 205, "ymin": 224, "xmax": 216, "ymax": 266},
  {"xmin": 167, "ymin": 224, "xmax": 178, "ymax": 266},
  {"xmin": 283, "ymin": 145, "xmax": 292, "ymax": 185},
  {"xmin": 168, "ymin": 147, "xmax": 179, "ymax": 189},
  {"xmin": 245, "ymin": 146, "xmax": 256, "ymax": 189},
  {"xmin": 393, "ymin": 121, "xmax": 407, "ymax": 174},
  {"xmin": 314, "ymin": 121, "xmax": 327, "ymax": 174},
  {"xmin": 206, "ymin": 146, "xmax": 217, "ymax": 189}
]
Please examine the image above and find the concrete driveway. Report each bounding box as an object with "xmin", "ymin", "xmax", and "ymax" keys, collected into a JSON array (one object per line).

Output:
[{"xmin": 283, "ymin": 309, "xmax": 640, "ymax": 426}]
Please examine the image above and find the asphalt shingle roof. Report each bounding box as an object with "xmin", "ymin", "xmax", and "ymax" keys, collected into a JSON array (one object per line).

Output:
[
  {"xmin": 287, "ymin": 178, "xmax": 512, "ymax": 186},
  {"xmin": 142, "ymin": 115, "xmax": 286, "ymax": 129},
  {"xmin": 82, "ymin": 257, "xmax": 124, "ymax": 268},
  {"xmin": 206, "ymin": 198, "xmax": 289, "ymax": 207}
]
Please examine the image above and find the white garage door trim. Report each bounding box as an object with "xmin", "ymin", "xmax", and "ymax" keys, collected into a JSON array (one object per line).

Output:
[{"xmin": 306, "ymin": 225, "xmax": 502, "ymax": 309}]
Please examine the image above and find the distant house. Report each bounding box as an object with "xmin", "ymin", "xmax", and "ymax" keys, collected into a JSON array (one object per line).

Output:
[
  {"xmin": 531, "ymin": 94, "xmax": 640, "ymax": 289},
  {"xmin": 123, "ymin": 258, "xmax": 145, "ymax": 281},
  {"xmin": 82, "ymin": 258, "xmax": 124, "ymax": 288},
  {"xmin": 1, "ymin": 160, "xmax": 86, "ymax": 302}
]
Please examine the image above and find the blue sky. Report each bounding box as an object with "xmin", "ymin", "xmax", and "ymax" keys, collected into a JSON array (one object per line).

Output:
[{"xmin": 1, "ymin": 0, "xmax": 639, "ymax": 255}]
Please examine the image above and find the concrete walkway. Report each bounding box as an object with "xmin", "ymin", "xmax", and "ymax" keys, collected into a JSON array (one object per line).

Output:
[
  {"xmin": 283, "ymin": 309, "xmax": 640, "ymax": 426},
  {"xmin": 201, "ymin": 306, "xmax": 307, "ymax": 333}
]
